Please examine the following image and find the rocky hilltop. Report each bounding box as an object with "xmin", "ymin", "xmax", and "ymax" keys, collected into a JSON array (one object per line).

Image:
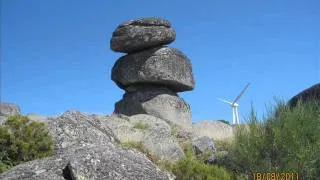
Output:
[{"xmin": 0, "ymin": 17, "xmax": 233, "ymax": 180}]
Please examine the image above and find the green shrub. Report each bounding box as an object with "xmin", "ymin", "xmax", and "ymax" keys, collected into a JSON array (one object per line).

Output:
[
  {"xmin": 120, "ymin": 141, "xmax": 157, "ymax": 162},
  {"xmin": 214, "ymin": 139, "xmax": 233, "ymax": 152},
  {"xmin": 171, "ymin": 154, "xmax": 232, "ymax": 180},
  {"xmin": 133, "ymin": 122, "xmax": 149, "ymax": 130},
  {"xmin": 227, "ymin": 100, "xmax": 320, "ymax": 179},
  {"xmin": 158, "ymin": 141, "xmax": 232, "ymax": 180},
  {"xmin": 0, "ymin": 115, "xmax": 54, "ymax": 173},
  {"xmin": 170, "ymin": 125, "xmax": 179, "ymax": 137}
]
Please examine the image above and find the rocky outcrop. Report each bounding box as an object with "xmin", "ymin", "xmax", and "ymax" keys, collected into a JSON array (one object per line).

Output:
[
  {"xmin": 98, "ymin": 114, "xmax": 184, "ymax": 161},
  {"xmin": 288, "ymin": 83, "xmax": 320, "ymax": 107},
  {"xmin": 110, "ymin": 17, "xmax": 176, "ymax": 53},
  {"xmin": 1, "ymin": 110, "xmax": 174, "ymax": 179},
  {"xmin": 110, "ymin": 17, "xmax": 195, "ymax": 128},
  {"xmin": 0, "ymin": 103, "xmax": 21, "ymax": 116},
  {"xmin": 192, "ymin": 120, "xmax": 234, "ymax": 140},
  {"xmin": 0, "ymin": 144, "xmax": 172, "ymax": 180},
  {"xmin": 114, "ymin": 86, "xmax": 192, "ymax": 128},
  {"xmin": 46, "ymin": 111, "xmax": 117, "ymax": 153}
]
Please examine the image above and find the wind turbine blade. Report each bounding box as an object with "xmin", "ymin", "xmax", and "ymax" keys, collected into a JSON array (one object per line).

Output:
[
  {"xmin": 217, "ymin": 98, "xmax": 233, "ymax": 105},
  {"xmin": 232, "ymin": 83, "xmax": 250, "ymax": 105}
]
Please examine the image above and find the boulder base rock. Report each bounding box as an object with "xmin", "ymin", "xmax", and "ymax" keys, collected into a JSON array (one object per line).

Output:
[
  {"xmin": 0, "ymin": 103, "xmax": 21, "ymax": 116},
  {"xmin": 111, "ymin": 17, "xmax": 176, "ymax": 53},
  {"xmin": 114, "ymin": 86, "xmax": 192, "ymax": 128},
  {"xmin": 288, "ymin": 83, "xmax": 320, "ymax": 107},
  {"xmin": 111, "ymin": 46, "xmax": 195, "ymax": 92}
]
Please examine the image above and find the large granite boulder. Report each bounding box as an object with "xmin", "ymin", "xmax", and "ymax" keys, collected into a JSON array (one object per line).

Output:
[
  {"xmin": 288, "ymin": 83, "xmax": 320, "ymax": 107},
  {"xmin": 98, "ymin": 114, "xmax": 184, "ymax": 161},
  {"xmin": 110, "ymin": 17, "xmax": 176, "ymax": 53},
  {"xmin": 114, "ymin": 86, "xmax": 192, "ymax": 128},
  {"xmin": 1, "ymin": 110, "xmax": 174, "ymax": 180},
  {"xmin": 0, "ymin": 145, "xmax": 173, "ymax": 180},
  {"xmin": 46, "ymin": 110, "xmax": 117, "ymax": 153},
  {"xmin": 0, "ymin": 103, "xmax": 21, "ymax": 116},
  {"xmin": 192, "ymin": 120, "xmax": 234, "ymax": 140},
  {"xmin": 111, "ymin": 46, "xmax": 195, "ymax": 92}
]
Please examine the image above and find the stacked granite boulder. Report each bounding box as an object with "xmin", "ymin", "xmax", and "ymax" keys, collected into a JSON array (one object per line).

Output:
[{"xmin": 110, "ymin": 17, "xmax": 195, "ymax": 128}]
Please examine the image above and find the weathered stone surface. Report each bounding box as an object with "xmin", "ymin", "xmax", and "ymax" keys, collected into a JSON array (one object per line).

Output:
[
  {"xmin": 114, "ymin": 86, "xmax": 192, "ymax": 128},
  {"xmin": 46, "ymin": 110, "xmax": 116, "ymax": 153},
  {"xmin": 130, "ymin": 114, "xmax": 184, "ymax": 161},
  {"xmin": 0, "ymin": 145, "xmax": 173, "ymax": 180},
  {"xmin": 111, "ymin": 46, "xmax": 195, "ymax": 92},
  {"xmin": 98, "ymin": 114, "xmax": 184, "ymax": 161},
  {"xmin": 288, "ymin": 83, "xmax": 320, "ymax": 107},
  {"xmin": 192, "ymin": 120, "xmax": 234, "ymax": 140},
  {"xmin": 65, "ymin": 145, "xmax": 172, "ymax": 180},
  {"xmin": 192, "ymin": 136, "xmax": 216, "ymax": 155},
  {"xmin": 0, "ymin": 103, "xmax": 21, "ymax": 116},
  {"xmin": 111, "ymin": 17, "xmax": 176, "ymax": 53},
  {"xmin": 98, "ymin": 114, "xmax": 144, "ymax": 143},
  {"xmin": 0, "ymin": 156, "xmax": 67, "ymax": 180}
]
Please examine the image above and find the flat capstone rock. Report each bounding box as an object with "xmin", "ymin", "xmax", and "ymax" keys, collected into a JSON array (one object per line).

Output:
[{"xmin": 110, "ymin": 17, "xmax": 176, "ymax": 53}]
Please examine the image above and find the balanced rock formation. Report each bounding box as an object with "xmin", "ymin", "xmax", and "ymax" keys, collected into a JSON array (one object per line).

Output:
[{"xmin": 110, "ymin": 17, "xmax": 195, "ymax": 128}]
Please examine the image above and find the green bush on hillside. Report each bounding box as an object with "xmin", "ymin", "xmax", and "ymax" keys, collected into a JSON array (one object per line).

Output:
[
  {"xmin": 158, "ymin": 142, "xmax": 232, "ymax": 180},
  {"xmin": 0, "ymin": 115, "xmax": 54, "ymax": 173},
  {"xmin": 227, "ymin": 100, "xmax": 320, "ymax": 179}
]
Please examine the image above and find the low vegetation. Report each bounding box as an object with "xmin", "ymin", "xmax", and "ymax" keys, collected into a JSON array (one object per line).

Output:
[
  {"xmin": 120, "ymin": 141, "xmax": 157, "ymax": 162},
  {"xmin": 220, "ymin": 100, "xmax": 320, "ymax": 179},
  {"xmin": 157, "ymin": 142, "xmax": 232, "ymax": 180},
  {"xmin": 0, "ymin": 115, "xmax": 54, "ymax": 173},
  {"xmin": 133, "ymin": 122, "xmax": 149, "ymax": 130}
]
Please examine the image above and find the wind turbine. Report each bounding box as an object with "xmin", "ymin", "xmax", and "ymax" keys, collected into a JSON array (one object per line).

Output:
[{"xmin": 217, "ymin": 83, "xmax": 250, "ymax": 125}]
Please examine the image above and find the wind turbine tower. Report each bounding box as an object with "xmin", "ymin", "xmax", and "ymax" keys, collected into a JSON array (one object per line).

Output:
[{"xmin": 217, "ymin": 83, "xmax": 250, "ymax": 125}]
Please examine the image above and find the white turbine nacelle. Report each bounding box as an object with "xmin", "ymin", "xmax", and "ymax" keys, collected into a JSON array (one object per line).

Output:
[{"xmin": 217, "ymin": 83, "xmax": 250, "ymax": 125}]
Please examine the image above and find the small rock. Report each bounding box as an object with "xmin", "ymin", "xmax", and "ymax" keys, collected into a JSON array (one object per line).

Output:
[
  {"xmin": 206, "ymin": 154, "xmax": 217, "ymax": 164},
  {"xmin": 192, "ymin": 136, "xmax": 216, "ymax": 155}
]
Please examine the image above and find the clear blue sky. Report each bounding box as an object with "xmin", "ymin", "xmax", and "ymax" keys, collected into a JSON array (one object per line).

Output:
[{"xmin": 1, "ymin": 0, "xmax": 319, "ymax": 123}]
